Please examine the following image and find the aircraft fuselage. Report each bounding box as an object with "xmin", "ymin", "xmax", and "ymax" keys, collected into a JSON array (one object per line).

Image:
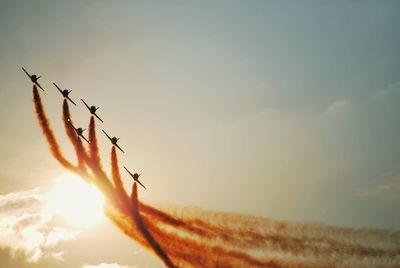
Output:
[
  {"xmin": 62, "ymin": 89, "xmax": 69, "ymax": 97},
  {"xmin": 77, "ymin": 128, "xmax": 84, "ymax": 135},
  {"xmin": 30, "ymin": 75, "xmax": 38, "ymax": 82},
  {"xmin": 90, "ymin": 106, "xmax": 96, "ymax": 114},
  {"xmin": 111, "ymin": 137, "xmax": 118, "ymax": 144}
]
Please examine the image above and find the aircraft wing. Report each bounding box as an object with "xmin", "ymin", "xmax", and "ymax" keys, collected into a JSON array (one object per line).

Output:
[
  {"xmin": 21, "ymin": 67, "xmax": 31, "ymax": 78},
  {"xmin": 67, "ymin": 96, "xmax": 77, "ymax": 106},
  {"xmin": 80, "ymin": 134, "xmax": 90, "ymax": 144},
  {"xmin": 123, "ymin": 166, "xmax": 134, "ymax": 177},
  {"xmin": 67, "ymin": 120, "xmax": 79, "ymax": 133},
  {"xmin": 80, "ymin": 99, "xmax": 91, "ymax": 110},
  {"xmin": 94, "ymin": 113, "xmax": 104, "ymax": 123},
  {"xmin": 52, "ymin": 82, "xmax": 63, "ymax": 94},
  {"xmin": 102, "ymin": 130, "xmax": 113, "ymax": 142},
  {"xmin": 136, "ymin": 179, "xmax": 146, "ymax": 190},
  {"xmin": 35, "ymin": 82, "xmax": 45, "ymax": 92},
  {"xmin": 115, "ymin": 143, "xmax": 125, "ymax": 154}
]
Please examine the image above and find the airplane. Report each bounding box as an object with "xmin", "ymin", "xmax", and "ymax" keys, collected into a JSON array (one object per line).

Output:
[
  {"xmin": 102, "ymin": 130, "xmax": 125, "ymax": 153},
  {"xmin": 21, "ymin": 67, "xmax": 45, "ymax": 91},
  {"xmin": 67, "ymin": 119, "xmax": 90, "ymax": 144},
  {"xmin": 53, "ymin": 82, "xmax": 76, "ymax": 106},
  {"xmin": 81, "ymin": 99, "xmax": 104, "ymax": 123},
  {"xmin": 123, "ymin": 166, "xmax": 146, "ymax": 190}
]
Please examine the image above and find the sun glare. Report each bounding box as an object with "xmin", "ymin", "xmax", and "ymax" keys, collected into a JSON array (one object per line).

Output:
[{"xmin": 46, "ymin": 174, "xmax": 105, "ymax": 228}]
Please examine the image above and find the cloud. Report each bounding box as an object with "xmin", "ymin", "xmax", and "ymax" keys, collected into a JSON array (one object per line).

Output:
[
  {"xmin": 326, "ymin": 99, "xmax": 349, "ymax": 112},
  {"xmin": 82, "ymin": 263, "xmax": 137, "ymax": 268},
  {"xmin": 0, "ymin": 188, "xmax": 79, "ymax": 262},
  {"xmin": 357, "ymin": 180, "xmax": 400, "ymax": 200},
  {"xmin": 0, "ymin": 188, "xmax": 43, "ymax": 214},
  {"xmin": 357, "ymin": 168, "xmax": 400, "ymax": 200}
]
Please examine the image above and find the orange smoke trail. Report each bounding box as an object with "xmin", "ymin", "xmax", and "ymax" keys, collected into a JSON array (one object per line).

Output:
[
  {"xmin": 83, "ymin": 116, "xmax": 175, "ymax": 267},
  {"xmin": 33, "ymin": 85, "xmax": 76, "ymax": 171},
  {"xmin": 139, "ymin": 203, "xmax": 213, "ymax": 240},
  {"xmin": 34, "ymin": 86, "xmax": 114, "ymax": 201},
  {"xmin": 62, "ymin": 99, "xmax": 87, "ymax": 168},
  {"xmin": 85, "ymin": 116, "xmax": 125, "ymax": 204},
  {"xmin": 139, "ymin": 204, "xmax": 400, "ymax": 267},
  {"xmin": 32, "ymin": 83, "xmax": 400, "ymax": 268},
  {"xmin": 88, "ymin": 116, "xmax": 106, "ymax": 174},
  {"xmin": 111, "ymin": 146, "xmax": 128, "ymax": 198},
  {"xmin": 102, "ymin": 182, "xmax": 176, "ymax": 268},
  {"xmin": 130, "ymin": 181, "xmax": 176, "ymax": 268},
  {"xmin": 131, "ymin": 182, "xmax": 139, "ymax": 210},
  {"xmin": 140, "ymin": 204, "xmax": 320, "ymax": 252},
  {"xmin": 140, "ymin": 215, "xmax": 294, "ymax": 268}
]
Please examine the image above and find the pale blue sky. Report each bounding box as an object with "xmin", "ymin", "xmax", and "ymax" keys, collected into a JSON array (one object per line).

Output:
[{"xmin": 0, "ymin": 1, "xmax": 399, "ymax": 266}]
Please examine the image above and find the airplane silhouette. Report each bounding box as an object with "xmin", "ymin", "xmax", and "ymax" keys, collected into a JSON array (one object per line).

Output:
[
  {"xmin": 102, "ymin": 130, "xmax": 125, "ymax": 153},
  {"xmin": 22, "ymin": 67, "xmax": 45, "ymax": 91},
  {"xmin": 67, "ymin": 119, "xmax": 90, "ymax": 144},
  {"xmin": 124, "ymin": 166, "xmax": 146, "ymax": 189},
  {"xmin": 53, "ymin": 82, "xmax": 76, "ymax": 106},
  {"xmin": 81, "ymin": 99, "xmax": 104, "ymax": 123}
]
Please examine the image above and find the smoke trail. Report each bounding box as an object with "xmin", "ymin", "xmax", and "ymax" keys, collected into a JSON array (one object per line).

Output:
[
  {"xmin": 62, "ymin": 99, "xmax": 87, "ymax": 168},
  {"xmin": 86, "ymin": 116, "xmax": 118, "ymax": 197},
  {"xmin": 129, "ymin": 182, "xmax": 176, "ymax": 268},
  {"xmin": 131, "ymin": 182, "xmax": 139, "ymax": 210},
  {"xmin": 32, "ymin": 84, "xmax": 176, "ymax": 267},
  {"xmin": 111, "ymin": 146, "xmax": 128, "ymax": 198},
  {"xmin": 33, "ymin": 85, "xmax": 76, "ymax": 171},
  {"xmin": 105, "ymin": 188, "xmax": 175, "ymax": 268},
  {"xmin": 88, "ymin": 116, "xmax": 108, "ymax": 175},
  {"xmin": 34, "ymin": 85, "xmax": 115, "ymax": 203},
  {"xmin": 84, "ymin": 116, "xmax": 175, "ymax": 267},
  {"xmin": 88, "ymin": 117, "xmax": 100, "ymax": 162},
  {"xmin": 32, "ymin": 83, "xmax": 400, "ymax": 268},
  {"xmin": 140, "ymin": 216, "xmax": 295, "ymax": 268},
  {"xmin": 139, "ymin": 204, "xmax": 400, "ymax": 267}
]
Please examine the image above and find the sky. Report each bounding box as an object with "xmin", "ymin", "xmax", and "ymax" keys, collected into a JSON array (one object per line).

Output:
[{"xmin": 0, "ymin": 1, "xmax": 399, "ymax": 267}]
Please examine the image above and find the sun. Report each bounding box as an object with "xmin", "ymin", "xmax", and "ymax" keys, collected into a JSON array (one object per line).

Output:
[{"xmin": 45, "ymin": 174, "xmax": 105, "ymax": 228}]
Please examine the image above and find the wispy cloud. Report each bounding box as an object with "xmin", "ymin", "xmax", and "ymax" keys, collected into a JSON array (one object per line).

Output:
[
  {"xmin": 0, "ymin": 188, "xmax": 79, "ymax": 262},
  {"xmin": 357, "ymin": 180, "xmax": 400, "ymax": 200},
  {"xmin": 82, "ymin": 263, "xmax": 137, "ymax": 268},
  {"xmin": 326, "ymin": 99, "xmax": 349, "ymax": 112},
  {"xmin": 357, "ymin": 168, "xmax": 400, "ymax": 200}
]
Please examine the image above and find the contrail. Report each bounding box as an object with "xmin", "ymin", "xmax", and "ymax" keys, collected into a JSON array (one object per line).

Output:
[{"xmin": 32, "ymin": 84, "xmax": 400, "ymax": 268}]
